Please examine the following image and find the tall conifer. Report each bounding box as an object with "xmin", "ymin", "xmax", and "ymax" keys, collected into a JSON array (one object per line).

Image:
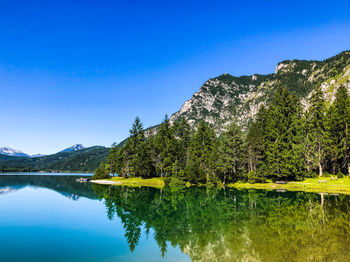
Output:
[
  {"xmin": 326, "ymin": 85, "xmax": 350, "ymax": 175},
  {"xmin": 264, "ymin": 87, "xmax": 305, "ymax": 180},
  {"xmin": 305, "ymin": 85, "xmax": 327, "ymax": 176}
]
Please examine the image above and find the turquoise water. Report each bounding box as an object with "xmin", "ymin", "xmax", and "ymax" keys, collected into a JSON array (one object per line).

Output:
[
  {"xmin": 1, "ymin": 173, "xmax": 350, "ymax": 261},
  {"xmin": 0, "ymin": 174, "xmax": 189, "ymax": 262}
]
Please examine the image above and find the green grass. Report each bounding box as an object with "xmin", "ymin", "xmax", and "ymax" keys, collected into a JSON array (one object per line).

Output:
[
  {"xmin": 100, "ymin": 177, "xmax": 165, "ymax": 189},
  {"xmin": 228, "ymin": 177, "xmax": 350, "ymax": 195},
  {"xmin": 95, "ymin": 176, "xmax": 350, "ymax": 194}
]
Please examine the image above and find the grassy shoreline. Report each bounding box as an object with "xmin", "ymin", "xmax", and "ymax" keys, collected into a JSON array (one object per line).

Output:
[
  {"xmin": 91, "ymin": 177, "xmax": 165, "ymax": 189},
  {"xmin": 91, "ymin": 176, "xmax": 350, "ymax": 194},
  {"xmin": 228, "ymin": 177, "xmax": 350, "ymax": 195}
]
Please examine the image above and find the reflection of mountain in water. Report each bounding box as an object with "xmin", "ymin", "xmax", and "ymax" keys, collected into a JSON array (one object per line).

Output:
[
  {"xmin": 92, "ymin": 185, "xmax": 350, "ymax": 262},
  {"xmin": 0, "ymin": 175, "xmax": 97, "ymax": 200},
  {"xmin": 0, "ymin": 185, "xmax": 25, "ymax": 195}
]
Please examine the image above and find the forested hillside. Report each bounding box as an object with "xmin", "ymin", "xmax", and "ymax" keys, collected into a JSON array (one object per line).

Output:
[
  {"xmin": 95, "ymin": 51, "xmax": 350, "ymax": 184},
  {"xmin": 0, "ymin": 146, "xmax": 109, "ymax": 172}
]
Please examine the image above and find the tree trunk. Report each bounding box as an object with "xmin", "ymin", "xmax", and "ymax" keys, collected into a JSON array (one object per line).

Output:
[{"xmin": 319, "ymin": 162, "xmax": 323, "ymax": 177}]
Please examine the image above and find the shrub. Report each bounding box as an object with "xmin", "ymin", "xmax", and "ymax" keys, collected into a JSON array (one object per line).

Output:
[
  {"xmin": 92, "ymin": 163, "xmax": 110, "ymax": 179},
  {"xmin": 337, "ymin": 172, "xmax": 345, "ymax": 178},
  {"xmin": 168, "ymin": 176, "xmax": 186, "ymax": 187},
  {"xmin": 247, "ymin": 171, "xmax": 266, "ymax": 183},
  {"xmin": 216, "ymin": 180, "xmax": 225, "ymax": 189},
  {"xmin": 184, "ymin": 161, "xmax": 206, "ymax": 184}
]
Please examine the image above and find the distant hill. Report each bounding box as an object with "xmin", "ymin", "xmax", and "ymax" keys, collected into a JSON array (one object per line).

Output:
[
  {"xmin": 30, "ymin": 154, "xmax": 46, "ymax": 158},
  {"xmin": 0, "ymin": 146, "xmax": 109, "ymax": 173},
  {"xmin": 0, "ymin": 154, "xmax": 22, "ymax": 161}
]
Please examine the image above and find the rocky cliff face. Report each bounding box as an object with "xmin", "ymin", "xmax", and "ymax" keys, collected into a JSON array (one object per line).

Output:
[{"xmin": 168, "ymin": 51, "xmax": 350, "ymax": 133}]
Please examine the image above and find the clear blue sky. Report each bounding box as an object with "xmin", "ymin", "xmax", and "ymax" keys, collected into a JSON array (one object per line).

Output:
[{"xmin": 1, "ymin": 0, "xmax": 350, "ymax": 155}]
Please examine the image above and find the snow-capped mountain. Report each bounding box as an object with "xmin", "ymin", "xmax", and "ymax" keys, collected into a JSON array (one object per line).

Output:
[
  {"xmin": 0, "ymin": 147, "xmax": 29, "ymax": 157},
  {"xmin": 60, "ymin": 144, "xmax": 85, "ymax": 153}
]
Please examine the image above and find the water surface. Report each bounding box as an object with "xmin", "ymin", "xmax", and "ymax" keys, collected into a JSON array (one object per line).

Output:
[{"xmin": 1, "ymin": 173, "xmax": 350, "ymax": 261}]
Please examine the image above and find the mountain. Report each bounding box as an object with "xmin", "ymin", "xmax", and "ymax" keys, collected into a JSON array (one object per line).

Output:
[
  {"xmin": 30, "ymin": 154, "xmax": 46, "ymax": 158},
  {"xmin": 0, "ymin": 147, "xmax": 29, "ymax": 157},
  {"xmin": 0, "ymin": 146, "xmax": 109, "ymax": 172},
  {"xmin": 60, "ymin": 144, "xmax": 85, "ymax": 153},
  {"xmin": 165, "ymin": 51, "xmax": 350, "ymax": 133}
]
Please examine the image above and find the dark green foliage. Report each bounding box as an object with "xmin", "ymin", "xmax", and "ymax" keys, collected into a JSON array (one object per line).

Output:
[
  {"xmin": 113, "ymin": 117, "xmax": 156, "ymax": 178},
  {"xmin": 263, "ymin": 87, "xmax": 305, "ymax": 180},
  {"xmin": 305, "ymin": 85, "xmax": 328, "ymax": 176},
  {"xmin": 215, "ymin": 122, "xmax": 245, "ymax": 183},
  {"xmin": 246, "ymin": 106, "xmax": 267, "ymax": 173},
  {"xmin": 188, "ymin": 120, "xmax": 216, "ymax": 183},
  {"xmin": 92, "ymin": 162, "xmax": 110, "ymax": 179},
  {"xmin": 153, "ymin": 115, "xmax": 178, "ymax": 176},
  {"xmin": 326, "ymin": 85, "xmax": 350, "ymax": 175}
]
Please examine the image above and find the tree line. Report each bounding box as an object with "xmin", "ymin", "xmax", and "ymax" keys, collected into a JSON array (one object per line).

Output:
[{"xmin": 94, "ymin": 85, "xmax": 350, "ymax": 184}]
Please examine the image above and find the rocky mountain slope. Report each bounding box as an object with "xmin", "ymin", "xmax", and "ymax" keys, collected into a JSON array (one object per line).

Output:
[{"xmin": 168, "ymin": 51, "xmax": 350, "ymax": 132}]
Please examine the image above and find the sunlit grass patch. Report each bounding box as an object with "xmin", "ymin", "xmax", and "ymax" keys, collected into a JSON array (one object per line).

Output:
[
  {"xmin": 101, "ymin": 176, "xmax": 165, "ymax": 189},
  {"xmin": 228, "ymin": 177, "xmax": 350, "ymax": 195}
]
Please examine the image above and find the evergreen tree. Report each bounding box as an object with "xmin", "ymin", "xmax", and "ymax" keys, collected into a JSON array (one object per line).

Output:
[
  {"xmin": 172, "ymin": 118, "xmax": 191, "ymax": 170},
  {"xmin": 124, "ymin": 117, "xmax": 147, "ymax": 177},
  {"xmin": 187, "ymin": 120, "xmax": 216, "ymax": 183},
  {"xmin": 326, "ymin": 85, "xmax": 350, "ymax": 175},
  {"xmin": 246, "ymin": 106, "xmax": 267, "ymax": 173},
  {"xmin": 114, "ymin": 146, "xmax": 126, "ymax": 176},
  {"xmin": 154, "ymin": 115, "xmax": 177, "ymax": 176},
  {"xmin": 215, "ymin": 122, "xmax": 245, "ymax": 183},
  {"xmin": 137, "ymin": 138, "xmax": 155, "ymax": 178},
  {"xmin": 264, "ymin": 87, "xmax": 305, "ymax": 180},
  {"xmin": 107, "ymin": 145, "xmax": 118, "ymax": 175},
  {"xmin": 305, "ymin": 85, "xmax": 328, "ymax": 176}
]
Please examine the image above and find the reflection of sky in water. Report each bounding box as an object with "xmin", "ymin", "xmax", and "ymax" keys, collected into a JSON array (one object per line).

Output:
[{"xmin": 0, "ymin": 175, "xmax": 190, "ymax": 262}]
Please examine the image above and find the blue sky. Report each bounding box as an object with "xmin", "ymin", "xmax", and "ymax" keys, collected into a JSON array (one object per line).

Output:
[{"xmin": 1, "ymin": 0, "xmax": 350, "ymax": 155}]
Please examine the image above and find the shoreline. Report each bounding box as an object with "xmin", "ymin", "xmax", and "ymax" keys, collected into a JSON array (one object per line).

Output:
[
  {"xmin": 228, "ymin": 178, "xmax": 350, "ymax": 195},
  {"xmin": 91, "ymin": 177, "xmax": 350, "ymax": 195},
  {"xmin": 90, "ymin": 177, "xmax": 165, "ymax": 189}
]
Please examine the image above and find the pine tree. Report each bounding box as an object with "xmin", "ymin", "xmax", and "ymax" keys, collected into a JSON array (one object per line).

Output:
[
  {"xmin": 187, "ymin": 120, "xmax": 216, "ymax": 183},
  {"xmin": 107, "ymin": 145, "xmax": 118, "ymax": 175},
  {"xmin": 215, "ymin": 122, "xmax": 245, "ymax": 183},
  {"xmin": 305, "ymin": 85, "xmax": 328, "ymax": 176},
  {"xmin": 326, "ymin": 85, "xmax": 350, "ymax": 175},
  {"xmin": 264, "ymin": 87, "xmax": 305, "ymax": 180},
  {"xmin": 124, "ymin": 116, "xmax": 147, "ymax": 177},
  {"xmin": 154, "ymin": 115, "xmax": 177, "ymax": 176},
  {"xmin": 246, "ymin": 106, "xmax": 267, "ymax": 173},
  {"xmin": 172, "ymin": 118, "xmax": 191, "ymax": 170},
  {"xmin": 137, "ymin": 138, "xmax": 155, "ymax": 178},
  {"xmin": 114, "ymin": 146, "xmax": 126, "ymax": 176}
]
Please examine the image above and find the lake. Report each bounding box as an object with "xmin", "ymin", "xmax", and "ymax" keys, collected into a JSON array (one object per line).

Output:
[{"xmin": 1, "ymin": 173, "xmax": 350, "ymax": 261}]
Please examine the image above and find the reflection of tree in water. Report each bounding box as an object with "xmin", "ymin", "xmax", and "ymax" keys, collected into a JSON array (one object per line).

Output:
[{"xmin": 93, "ymin": 184, "xmax": 350, "ymax": 262}]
